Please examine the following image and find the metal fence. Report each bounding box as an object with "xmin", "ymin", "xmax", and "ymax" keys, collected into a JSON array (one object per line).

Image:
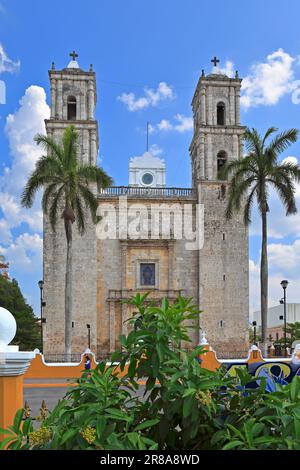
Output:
[
  {"xmin": 98, "ymin": 186, "xmax": 197, "ymax": 199},
  {"xmin": 43, "ymin": 353, "xmax": 114, "ymax": 363}
]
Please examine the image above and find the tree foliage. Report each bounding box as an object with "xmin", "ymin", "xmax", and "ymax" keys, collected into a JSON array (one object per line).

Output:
[
  {"xmin": 0, "ymin": 276, "xmax": 41, "ymax": 350},
  {"xmin": 20, "ymin": 125, "xmax": 113, "ymax": 356},
  {"xmin": 220, "ymin": 127, "xmax": 300, "ymax": 347},
  {"xmin": 2, "ymin": 294, "xmax": 300, "ymax": 450}
]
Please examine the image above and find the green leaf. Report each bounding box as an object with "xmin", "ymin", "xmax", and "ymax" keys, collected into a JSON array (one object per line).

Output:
[
  {"xmin": 119, "ymin": 335, "xmax": 126, "ymax": 346},
  {"xmin": 96, "ymin": 416, "xmax": 106, "ymax": 439},
  {"xmin": 211, "ymin": 430, "xmax": 225, "ymax": 445},
  {"xmin": 22, "ymin": 418, "xmax": 33, "ymax": 436},
  {"xmin": 183, "ymin": 395, "xmax": 194, "ymax": 418},
  {"xmin": 182, "ymin": 388, "xmax": 197, "ymax": 398},
  {"xmin": 128, "ymin": 358, "xmax": 137, "ymax": 377},
  {"xmin": 0, "ymin": 437, "xmax": 17, "ymax": 449},
  {"xmin": 134, "ymin": 419, "xmax": 159, "ymax": 432},
  {"xmin": 105, "ymin": 408, "xmax": 132, "ymax": 422},
  {"xmin": 145, "ymin": 376, "xmax": 156, "ymax": 392},
  {"xmin": 290, "ymin": 377, "xmax": 300, "ymax": 402},
  {"xmin": 60, "ymin": 428, "xmax": 78, "ymax": 445},
  {"xmin": 0, "ymin": 427, "xmax": 14, "ymax": 436},
  {"xmin": 12, "ymin": 409, "xmax": 24, "ymax": 434},
  {"xmin": 223, "ymin": 440, "xmax": 245, "ymax": 450}
]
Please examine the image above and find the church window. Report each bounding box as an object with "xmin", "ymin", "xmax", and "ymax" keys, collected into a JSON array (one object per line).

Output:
[
  {"xmin": 67, "ymin": 95, "xmax": 77, "ymax": 120},
  {"xmin": 217, "ymin": 150, "xmax": 227, "ymax": 178},
  {"xmin": 217, "ymin": 102, "xmax": 225, "ymax": 125},
  {"xmin": 141, "ymin": 172, "xmax": 154, "ymax": 186},
  {"xmin": 140, "ymin": 263, "xmax": 155, "ymax": 286},
  {"xmin": 219, "ymin": 320, "xmax": 224, "ymax": 328}
]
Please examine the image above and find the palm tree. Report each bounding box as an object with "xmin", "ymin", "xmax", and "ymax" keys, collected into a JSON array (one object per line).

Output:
[
  {"xmin": 220, "ymin": 127, "xmax": 300, "ymax": 352},
  {"xmin": 21, "ymin": 125, "xmax": 112, "ymax": 357}
]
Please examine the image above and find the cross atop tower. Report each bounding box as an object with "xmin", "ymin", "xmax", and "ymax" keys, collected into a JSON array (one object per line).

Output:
[
  {"xmin": 211, "ymin": 56, "xmax": 220, "ymax": 67},
  {"xmin": 69, "ymin": 50, "xmax": 78, "ymax": 61}
]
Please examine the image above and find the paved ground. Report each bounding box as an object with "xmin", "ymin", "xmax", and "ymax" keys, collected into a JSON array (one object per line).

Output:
[{"xmin": 23, "ymin": 380, "xmax": 147, "ymax": 419}]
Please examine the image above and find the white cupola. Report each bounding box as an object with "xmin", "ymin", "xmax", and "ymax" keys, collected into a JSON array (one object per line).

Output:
[{"xmin": 129, "ymin": 151, "xmax": 166, "ymax": 187}]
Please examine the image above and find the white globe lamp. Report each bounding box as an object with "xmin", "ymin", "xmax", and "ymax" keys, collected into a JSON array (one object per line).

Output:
[{"xmin": 0, "ymin": 306, "xmax": 17, "ymax": 351}]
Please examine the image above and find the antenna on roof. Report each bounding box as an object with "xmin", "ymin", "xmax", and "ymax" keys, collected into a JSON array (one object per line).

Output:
[{"xmin": 146, "ymin": 121, "xmax": 150, "ymax": 152}]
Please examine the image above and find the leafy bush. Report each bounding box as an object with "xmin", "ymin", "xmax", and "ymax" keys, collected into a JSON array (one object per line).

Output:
[
  {"xmin": 1, "ymin": 293, "xmax": 300, "ymax": 450},
  {"xmin": 0, "ymin": 276, "xmax": 41, "ymax": 350}
]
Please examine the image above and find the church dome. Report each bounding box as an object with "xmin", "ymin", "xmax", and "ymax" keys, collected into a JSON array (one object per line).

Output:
[
  {"xmin": 129, "ymin": 151, "xmax": 166, "ymax": 187},
  {"xmin": 67, "ymin": 60, "xmax": 80, "ymax": 69}
]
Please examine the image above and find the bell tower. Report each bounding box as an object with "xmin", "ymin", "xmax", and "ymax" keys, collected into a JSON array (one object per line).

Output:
[
  {"xmin": 190, "ymin": 56, "xmax": 245, "ymax": 185},
  {"xmin": 190, "ymin": 58, "xmax": 249, "ymax": 353},
  {"xmin": 43, "ymin": 52, "xmax": 98, "ymax": 358},
  {"xmin": 45, "ymin": 51, "xmax": 98, "ymax": 165}
]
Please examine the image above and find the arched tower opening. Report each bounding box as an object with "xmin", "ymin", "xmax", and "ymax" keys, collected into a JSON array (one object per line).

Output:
[
  {"xmin": 67, "ymin": 95, "xmax": 77, "ymax": 120},
  {"xmin": 217, "ymin": 102, "xmax": 225, "ymax": 125},
  {"xmin": 217, "ymin": 150, "xmax": 227, "ymax": 178}
]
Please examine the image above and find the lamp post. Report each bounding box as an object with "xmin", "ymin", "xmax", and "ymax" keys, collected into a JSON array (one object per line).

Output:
[
  {"xmin": 280, "ymin": 280, "xmax": 288, "ymax": 357},
  {"xmin": 87, "ymin": 324, "xmax": 91, "ymax": 349},
  {"xmin": 252, "ymin": 321, "xmax": 257, "ymax": 345},
  {"xmin": 38, "ymin": 280, "xmax": 46, "ymax": 353}
]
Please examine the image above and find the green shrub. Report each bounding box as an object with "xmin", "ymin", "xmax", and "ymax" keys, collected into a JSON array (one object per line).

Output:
[{"xmin": 1, "ymin": 293, "xmax": 300, "ymax": 450}]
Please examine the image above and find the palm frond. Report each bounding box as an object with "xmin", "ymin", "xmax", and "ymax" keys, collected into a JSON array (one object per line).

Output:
[
  {"xmin": 243, "ymin": 128, "xmax": 263, "ymax": 156},
  {"xmin": 261, "ymin": 127, "xmax": 278, "ymax": 147},
  {"xmin": 63, "ymin": 125, "xmax": 78, "ymax": 170},
  {"xmin": 78, "ymin": 183, "xmax": 98, "ymax": 223},
  {"xmin": 34, "ymin": 134, "xmax": 64, "ymax": 163},
  {"xmin": 276, "ymin": 162, "xmax": 300, "ymax": 183},
  {"xmin": 266, "ymin": 128, "xmax": 298, "ymax": 157},
  {"xmin": 49, "ymin": 185, "xmax": 65, "ymax": 231},
  {"xmin": 77, "ymin": 165, "xmax": 113, "ymax": 190},
  {"xmin": 243, "ymin": 185, "xmax": 257, "ymax": 225},
  {"xmin": 226, "ymin": 176, "xmax": 256, "ymax": 219},
  {"xmin": 74, "ymin": 196, "xmax": 86, "ymax": 235},
  {"xmin": 34, "ymin": 155, "xmax": 64, "ymax": 179},
  {"xmin": 41, "ymin": 182, "xmax": 61, "ymax": 213},
  {"xmin": 268, "ymin": 179, "xmax": 297, "ymax": 215},
  {"xmin": 21, "ymin": 172, "xmax": 60, "ymax": 208}
]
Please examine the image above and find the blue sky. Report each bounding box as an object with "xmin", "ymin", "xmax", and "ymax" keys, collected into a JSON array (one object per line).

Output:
[{"xmin": 1, "ymin": 0, "xmax": 300, "ymax": 317}]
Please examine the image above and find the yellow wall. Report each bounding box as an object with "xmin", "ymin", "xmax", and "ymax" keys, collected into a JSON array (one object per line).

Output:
[
  {"xmin": 24, "ymin": 354, "xmax": 128, "ymax": 380},
  {"xmin": 0, "ymin": 375, "xmax": 23, "ymax": 437}
]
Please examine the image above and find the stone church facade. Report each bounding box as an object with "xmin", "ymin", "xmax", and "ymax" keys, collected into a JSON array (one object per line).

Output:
[{"xmin": 43, "ymin": 55, "xmax": 249, "ymax": 358}]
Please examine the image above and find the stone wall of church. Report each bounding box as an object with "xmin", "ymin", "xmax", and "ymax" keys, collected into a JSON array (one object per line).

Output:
[
  {"xmin": 43, "ymin": 214, "xmax": 98, "ymax": 357},
  {"xmin": 95, "ymin": 197, "xmax": 199, "ymax": 357},
  {"xmin": 198, "ymin": 181, "xmax": 249, "ymax": 353}
]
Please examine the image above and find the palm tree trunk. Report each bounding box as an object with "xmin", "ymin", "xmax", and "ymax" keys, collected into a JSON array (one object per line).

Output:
[
  {"xmin": 64, "ymin": 217, "xmax": 73, "ymax": 360},
  {"xmin": 260, "ymin": 209, "xmax": 268, "ymax": 355}
]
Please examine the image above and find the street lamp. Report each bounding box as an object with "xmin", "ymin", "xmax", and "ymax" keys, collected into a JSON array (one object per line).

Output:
[
  {"xmin": 252, "ymin": 321, "xmax": 257, "ymax": 345},
  {"xmin": 38, "ymin": 280, "xmax": 46, "ymax": 353},
  {"xmin": 280, "ymin": 279, "xmax": 289, "ymax": 357},
  {"xmin": 86, "ymin": 324, "xmax": 91, "ymax": 349}
]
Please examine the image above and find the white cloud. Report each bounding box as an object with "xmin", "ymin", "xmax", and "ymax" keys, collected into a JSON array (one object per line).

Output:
[
  {"xmin": 268, "ymin": 240, "xmax": 300, "ymax": 274},
  {"xmin": 156, "ymin": 114, "xmax": 193, "ymax": 133},
  {"xmin": 149, "ymin": 144, "xmax": 163, "ymax": 156},
  {"xmin": 0, "ymin": 85, "xmax": 50, "ymax": 235},
  {"xmin": 0, "ymin": 43, "xmax": 20, "ymax": 74},
  {"xmin": 220, "ymin": 60, "xmax": 235, "ymax": 78},
  {"xmin": 249, "ymin": 241, "xmax": 300, "ymax": 317},
  {"xmin": 0, "ymin": 218, "xmax": 12, "ymax": 244},
  {"xmin": 157, "ymin": 119, "xmax": 173, "ymax": 131},
  {"xmin": 0, "ymin": 233, "xmax": 42, "ymax": 273},
  {"xmin": 241, "ymin": 49, "xmax": 296, "ymax": 109},
  {"xmin": 249, "ymin": 156, "xmax": 300, "ymax": 240},
  {"xmin": 117, "ymin": 82, "xmax": 175, "ymax": 111},
  {"xmin": 0, "ymin": 85, "xmax": 49, "ymax": 275}
]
